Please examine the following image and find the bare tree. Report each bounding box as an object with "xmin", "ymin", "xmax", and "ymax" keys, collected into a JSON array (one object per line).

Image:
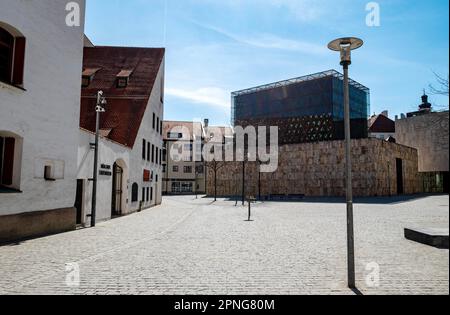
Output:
[
  {"xmin": 205, "ymin": 160, "xmax": 224, "ymax": 202},
  {"xmin": 429, "ymin": 72, "xmax": 449, "ymax": 97}
]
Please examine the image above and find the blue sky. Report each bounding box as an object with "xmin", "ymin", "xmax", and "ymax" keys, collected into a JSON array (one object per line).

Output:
[{"xmin": 85, "ymin": 0, "xmax": 449, "ymax": 126}]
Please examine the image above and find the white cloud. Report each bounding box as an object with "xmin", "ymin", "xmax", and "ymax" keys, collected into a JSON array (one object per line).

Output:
[
  {"xmin": 166, "ymin": 87, "xmax": 230, "ymax": 109},
  {"xmin": 190, "ymin": 20, "xmax": 327, "ymax": 55}
]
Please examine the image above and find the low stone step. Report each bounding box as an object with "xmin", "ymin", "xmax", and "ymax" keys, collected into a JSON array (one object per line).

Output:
[{"xmin": 405, "ymin": 228, "xmax": 449, "ymax": 249}]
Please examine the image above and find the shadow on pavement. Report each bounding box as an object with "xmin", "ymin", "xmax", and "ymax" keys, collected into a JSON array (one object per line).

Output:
[{"xmin": 220, "ymin": 194, "xmax": 448, "ymax": 205}]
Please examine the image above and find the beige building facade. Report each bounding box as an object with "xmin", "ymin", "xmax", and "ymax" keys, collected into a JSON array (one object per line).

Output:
[
  {"xmin": 395, "ymin": 110, "xmax": 449, "ymax": 193},
  {"xmin": 162, "ymin": 121, "xmax": 206, "ymax": 195}
]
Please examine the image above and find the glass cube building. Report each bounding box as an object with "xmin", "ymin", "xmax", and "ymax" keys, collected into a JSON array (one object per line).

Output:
[{"xmin": 231, "ymin": 70, "xmax": 370, "ymax": 144}]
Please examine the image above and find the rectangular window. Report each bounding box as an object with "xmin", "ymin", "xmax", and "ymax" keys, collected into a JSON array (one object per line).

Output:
[
  {"xmin": 157, "ymin": 117, "xmax": 160, "ymax": 133},
  {"xmin": 150, "ymin": 187, "xmax": 153, "ymax": 201},
  {"xmin": 142, "ymin": 187, "xmax": 145, "ymax": 202},
  {"xmin": 160, "ymin": 121, "xmax": 163, "ymax": 135},
  {"xmin": 184, "ymin": 166, "xmax": 192, "ymax": 174},
  {"xmin": 162, "ymin": 164, "xmax": 166, "ymax": 173},
  {"xmin": 155, "ymin": 147, "xmax": 159, "ymax": 165},
  {"xmin": 116, "ymin": 77, "xmax": 128, "ymax": 88},
  {"xmin": 173, "ymin": 166, "xmax": 179, "ymax": 173},
  {"xmin": 151, "ymin": 144, "xmax": 155, "ymax": 163},
  {"xmin": 196, "ymin": 165, "xmax": 204, "ymax": 174},
  {"xmin": 153, "ymin": 113, "xmax": 156, "ymax": 129},
  {"xmin": 162, "ymin": 148, "xmax": 167, "ymax": 162},
  {"xmin": 181, "ymin": 182, "xmax": 193, "ymax": 193},
  {"xmin": 167, "ymin": 132, "xmax": 182, "ymax": 139},
  {"xmin": 171, "ymin": 182, "xmax": 180, "ymax": 193},
  {"xmin": 142, "ymin": 139, "xmax": 146, "ymax": 160},
  {"xmin": 147, "ymin": 142, "xmax": 151, "ymax": 161},
  {"xmin": 146, "ymin": 187, "xmax": 150, "ymax": 202}
]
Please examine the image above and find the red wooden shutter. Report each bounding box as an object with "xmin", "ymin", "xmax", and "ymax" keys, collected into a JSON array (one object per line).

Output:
[
  {"xmin": 12, "ymin": 37, "xmax": 25, "ymax": 86},
  {"xmin": 2, "ymin": 137, "xmax": 15, "ymax": 185},
  {"xmin": 143, "ymin": 169, "xmax": 151, "ymax": 182}
]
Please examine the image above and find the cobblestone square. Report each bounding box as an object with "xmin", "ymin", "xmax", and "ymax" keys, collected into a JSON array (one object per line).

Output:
[{"xmin": 0, "ymin": 195, "xmax": 448, "ymax": 295}]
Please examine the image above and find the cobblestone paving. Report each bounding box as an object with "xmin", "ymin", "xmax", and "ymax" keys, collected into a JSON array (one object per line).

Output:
[{"xmin": 0, "ymin": 195, "xmax": 448, "ymax": 295}]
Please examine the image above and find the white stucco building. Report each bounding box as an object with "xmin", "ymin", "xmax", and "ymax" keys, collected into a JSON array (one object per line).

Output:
[
  {"xmin": 77, "ymin": 46, "xmax": 165, "ymax": 225},
  {"xmin": 0, "ymin": 0, "xmax": 86, "ymax": 242}
]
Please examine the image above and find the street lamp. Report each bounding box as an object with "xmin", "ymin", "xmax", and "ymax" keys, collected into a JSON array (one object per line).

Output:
[
  {"xmin": 91, "ymin": 90, "xmax": 107, "ymax": 228},
  {"xmin": 328, "ymin": 37, "xmax": 363, "ymax": 290}
]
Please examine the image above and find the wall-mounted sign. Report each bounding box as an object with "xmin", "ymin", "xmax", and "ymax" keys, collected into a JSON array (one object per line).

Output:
[
  {"xmin": 99, "ymin": 164, "xmax": 112, "ymax": 176},
  {"xmin": 100, "ymin": 170, "xmax": 112, "ymax": 176}
]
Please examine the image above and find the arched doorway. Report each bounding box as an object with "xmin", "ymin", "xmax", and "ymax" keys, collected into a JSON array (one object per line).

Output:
[{"xmin": 111, "ymin": 159, "xmax": 127, "ymax": 217}]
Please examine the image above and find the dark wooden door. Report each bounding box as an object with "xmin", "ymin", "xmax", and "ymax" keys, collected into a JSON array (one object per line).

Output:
[
  {"xmin": 111, "ymin": 163, "xmax": 123, "ymax": 217},
  {"xmin": 396, "ymin": 158, "xmax": 404, "ymax": 195},
  {"xmin": 74, "ymin": 179, "xmax": 83, "ymax": 225}
]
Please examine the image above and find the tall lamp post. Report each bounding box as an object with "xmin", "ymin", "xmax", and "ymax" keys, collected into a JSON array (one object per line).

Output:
[
  {"xmin": 328, "ymin": 37, "xmax": 363, "ymax": 289},
  {"xmin": 91, "ymin": 91, "xmax": 107, "ymax": 228}
]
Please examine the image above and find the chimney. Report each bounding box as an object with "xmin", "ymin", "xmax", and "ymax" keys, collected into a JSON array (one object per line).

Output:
[{"xmin": 381, "ymin": 110, "xmax": 389, "ymax": 117}]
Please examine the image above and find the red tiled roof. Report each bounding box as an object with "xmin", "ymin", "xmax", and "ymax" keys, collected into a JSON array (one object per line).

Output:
[
  {"xmin": 80, "ymin": 46, "xmax": 165, "ymax": 148},
  {"xmin": 368, "ymin": 114, "xmax": 395, "ymax": 133}
]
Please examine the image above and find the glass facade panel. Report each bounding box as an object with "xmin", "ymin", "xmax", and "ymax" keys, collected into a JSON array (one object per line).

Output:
[{"xmin": 232, "ymin": 70, "xmax": 370, "ymax": 142}]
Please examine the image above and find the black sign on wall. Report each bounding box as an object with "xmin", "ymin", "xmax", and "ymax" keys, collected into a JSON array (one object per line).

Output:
[{"xmin": 100, "ymin": 164, "xmax": 112, "ymax": 176}]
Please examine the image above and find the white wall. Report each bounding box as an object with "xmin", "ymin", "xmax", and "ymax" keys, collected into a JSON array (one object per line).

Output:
[
  {"xmin": 0, "ymin": 0, "xmax": 86, "ymax": 216},
  {"xmin": 128, "ymin": 58, "xmax": 165, "ymax": 208},
  {"xmin": 77, "ymin": 130, "xmax": 131, "ymax": 223},
  {"xmin": 77, "ymin": 57, "xmax": 165, "ymax": 224}
]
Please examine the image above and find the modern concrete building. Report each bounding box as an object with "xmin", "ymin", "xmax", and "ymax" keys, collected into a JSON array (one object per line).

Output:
[
  {"xmin": 0, "ymin": 0, "xmax": 86, "ymax": 242},
  {"xmin": 77, "ymin": 46, "xmax": 165, "ymax": 225},
  {"xmin": 395, "ymin": 94, "xmax": 449, "ymax": 193},
  {"xmin": 162, "ymin": 120, "xmax": 206, "ymax": 195}
]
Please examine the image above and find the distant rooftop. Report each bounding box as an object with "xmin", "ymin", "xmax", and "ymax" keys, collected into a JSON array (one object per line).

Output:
[{"xmin": 231, "ymin": 69, "xmax": 370, "ymax": 98}]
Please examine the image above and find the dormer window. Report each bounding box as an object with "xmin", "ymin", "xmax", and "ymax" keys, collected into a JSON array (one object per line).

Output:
[
  {"xmin": 81, "ymin": 68, "xmax": 100, "ymax": 87},
  {"xmin": 116, "ymin": 70, "xmax": 133, "ymax": 88}
]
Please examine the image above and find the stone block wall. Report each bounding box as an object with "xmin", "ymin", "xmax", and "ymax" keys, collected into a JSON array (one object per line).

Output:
[
  {"xmin": 206, "ymin": 138, "xmax": 421, "ymax": 198},
  {"xmin": 396, "ymin": 111, "xmax": 449, "ymax": 173}
]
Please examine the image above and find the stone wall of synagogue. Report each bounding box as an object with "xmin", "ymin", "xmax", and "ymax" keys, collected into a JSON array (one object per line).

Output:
[{"xmin": 206, "ymin": 138, "xmax": 421, "ymax": 198}]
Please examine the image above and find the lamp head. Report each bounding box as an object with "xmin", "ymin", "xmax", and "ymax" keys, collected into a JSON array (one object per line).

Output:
[{"xmin": 328, "ymin": 37, "xmax": 363, "ymax": 66}]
